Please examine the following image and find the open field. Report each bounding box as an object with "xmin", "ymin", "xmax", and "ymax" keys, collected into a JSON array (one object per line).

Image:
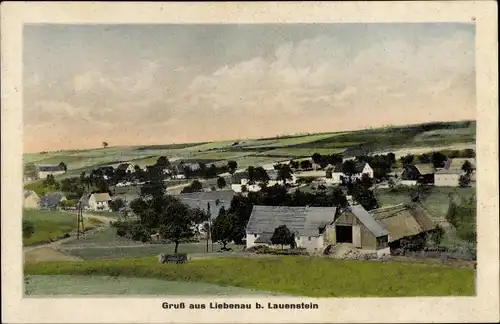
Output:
[
  {"xmin": 23, "ymin": 210, "xmax": 104, "ymax": 246},
  {"xmin": 24, "ymin": 121, "xmax": 476, "ymax": 180},
  {"xmin": 24, "ymin": 256, "xmax": 475, "ymax": 297},
  {"xmin": 24, "ymin": 275, "xmax": 287, "ymax": 296},
  {"xmin": 259, "ymin": 148, "xmax": 345, "ymax": 157}
]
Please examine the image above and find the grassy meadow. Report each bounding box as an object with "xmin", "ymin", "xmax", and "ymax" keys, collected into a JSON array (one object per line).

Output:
[
  {"xmin": 23, "ymin": 209, "xmax": 103, "ymax": 246},
  {"xmin": 24, "ymin": 256, "xmax": 475, "ymax": 297}
]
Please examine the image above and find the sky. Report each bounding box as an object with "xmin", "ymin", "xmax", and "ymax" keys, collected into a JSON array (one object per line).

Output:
[{"xmin": 23, "ymin": 23, "xmax": 476, "ymax": 153}]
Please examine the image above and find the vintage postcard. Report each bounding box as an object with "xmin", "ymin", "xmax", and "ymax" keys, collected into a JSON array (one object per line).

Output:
[{"xmin": 1, "ymin": 1, "xmax": 499, "ymax": 323}]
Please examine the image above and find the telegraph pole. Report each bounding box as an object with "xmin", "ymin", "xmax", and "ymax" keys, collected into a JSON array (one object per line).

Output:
[
  {"xmin": 206, "ymin": 202, "xmax": 210, "ymax": 253},
  {"xmin": 76, "ymin": 201, "xmax": 85, "ymax": 239}
]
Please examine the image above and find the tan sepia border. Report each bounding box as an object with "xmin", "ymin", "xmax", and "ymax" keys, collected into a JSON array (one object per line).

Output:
[{"xmin": 1, "ymin": 1, "xmax": 498, "ymax": 323}]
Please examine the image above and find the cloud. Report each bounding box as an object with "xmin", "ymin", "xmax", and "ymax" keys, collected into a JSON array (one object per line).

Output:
[{"xmin": 23, "ymin": 26, "xmax": 476, "ymax": 152}]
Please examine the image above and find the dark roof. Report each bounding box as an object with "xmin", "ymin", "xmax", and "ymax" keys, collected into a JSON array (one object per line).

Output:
[
  {"xmin": 116, "ymin": 163, "xmax": 131, "ymax": 171},
  {"xmin": 174, "ymin": 190, "xmax": 235, "ymax": 219},
  {"xmin": 247, "ymin": 205, "xmax": 337, "ymax": 237},
  {"xmin": 332, "ymin": 162, "xmax": 367, "ymax": 174},
  {"xmin": 40, "ymin": 192, "xmax": 66, "ymax": 207},
  {"xmin": 232, "ymin": 171, "xmax": 249, "ymax": 183},
  {"xmin": 254, "ymin": 233, "xmax": 273, "ymax": 244},
  {"xmin": 347, "ymin": 205, "xmax": 389, "ymax": 237},
  {"xmin": 38, "ymin": 165, "xmax": 65, "ymax": 172}
]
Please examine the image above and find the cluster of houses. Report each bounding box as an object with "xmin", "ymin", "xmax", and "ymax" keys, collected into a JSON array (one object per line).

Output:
[
  {"xmin": 245, "ymin": 202, "xmax": 435, "ymax": 256},
  {"xmin": 23, "ymin": 190, "xmax": 112, "ymax": 212}
]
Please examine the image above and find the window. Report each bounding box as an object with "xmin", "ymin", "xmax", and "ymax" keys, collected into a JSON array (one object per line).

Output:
[
  {"xmin": 308, "ymin": 237, "xmax": 312, "ymax": 241},
  {"xmin": 254, "ymin": 234, "xmax": 257, "ymax": 237}
]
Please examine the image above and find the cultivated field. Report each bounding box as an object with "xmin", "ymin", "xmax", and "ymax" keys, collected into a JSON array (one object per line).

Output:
[
  {"xmin": 24, "ymin": 121, "xmax": 476, "ymax": 180},
  {"xmin": 24, "ymin": 256, "xmax": 475, "ymax": 297}
]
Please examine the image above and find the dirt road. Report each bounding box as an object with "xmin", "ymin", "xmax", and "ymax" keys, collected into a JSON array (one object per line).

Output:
[{"xmin": 23, "ymin": 213, "xmax": 116, "ymax": 253}]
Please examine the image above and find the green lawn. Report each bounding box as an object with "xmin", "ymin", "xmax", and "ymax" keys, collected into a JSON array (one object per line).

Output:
[
  {"xmin": 59, "ymin": 241, "xmax": 241, "ymax": 260},
  {"xmin": 24, "ymin": 256, "xmax": 475, "ymax": 297},
  {"xmin": 24, "ymin": 275, "xmax": 288, "ymax": 296},
  {"xmin": 23, "ymin": 209, "xmax": 103, "ymax": 246}
]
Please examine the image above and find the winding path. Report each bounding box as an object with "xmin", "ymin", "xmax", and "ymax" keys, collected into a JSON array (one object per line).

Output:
[{"xmin": 23, "ymin": 213, "xmax": 116, "ymax": 253}]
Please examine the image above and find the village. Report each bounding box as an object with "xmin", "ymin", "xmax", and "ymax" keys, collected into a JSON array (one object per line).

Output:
[{"xmin": 23, "ymin": 145, "xmax": 476, "ymax": 260}]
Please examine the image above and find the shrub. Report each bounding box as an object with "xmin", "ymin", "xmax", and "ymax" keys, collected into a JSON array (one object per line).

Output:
[{"xmin": 23, "ymin": 220, "xmax": 35, "ymax": 239}]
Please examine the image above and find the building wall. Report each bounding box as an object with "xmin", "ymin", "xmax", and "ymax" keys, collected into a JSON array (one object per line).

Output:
[
  {"xmin": 297, "ymin": 235, "xmax": 324, "ymax": 252},
  {"xmin": 434, "ymin": 174, "xmax": 461, "ymax": 187},
  {"xmin": 24, "ymin": 196, "xmax": 40, "ymax": 209},
  {"xmin": 88, "ymin": 196, "xmax": 110, "ymax": 211},
  {"xmin": 38, "ymin": 170, "xmax": 65, "ymax": 179},
  {"xmin": 400, "ymin": 180, "xmax": 418, "ymax": 186},
  {"xmin": 360, "ymin": 224, "xmax": 377, "ymax": 250}
]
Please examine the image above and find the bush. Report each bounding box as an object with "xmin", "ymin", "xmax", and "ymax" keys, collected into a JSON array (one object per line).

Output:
[{"xmin": 23, "ymin": 220, "xmax": 35, "ymax": 239}]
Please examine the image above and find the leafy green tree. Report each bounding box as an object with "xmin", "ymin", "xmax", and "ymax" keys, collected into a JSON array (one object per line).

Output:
[
  {"xmin": 23, "ymin": 220, "xmax": 35, "ymax": 239},
  {"xmin": 211, "ymin": 208, "xmax": 239, "ymax": 249},
  {"xmin": 430, "ymin": 151, "xmax": 447, "ymax": 168},
  {"xmin": 311, "ymin": 153, "xmax": 322, "ymax": 165},
  {"xmin": 102, "ymin": 141, "xmax": 109, "ymax": 148},
  {"xmin": 459, "ymin": 174, "xmax": 471, "ymax": 188},
  {"xmin": 156, "ymin": 156, "xmax": 170, "ymax": 168},
  {"xmin": 217, "ymin": 176, "xmax": 227, "ymax": 189},
  {"xmin": 58, "ymin": 162, "xmax": 68, "ymax": 172},
  {"xmin": 276, "ymin": 164, "xmax": 294, "ymax": 183},
  {"xmin": 341, "ymin": 160, "xmax": 357, "ymax": 183},
  {"xmin": 271, "ymin": 225, "xmax": 295, "ymax": 249},
  {"xmin": 300, "ymin": 160, "xmax": 313, "ymax": 170},
  {"xmin": 227, "ymin": 161, "xmax": 238, "ymax": 174},
  {"xmin": 430, "ymin": 224, "xmax": 445, "ymax": 246},
  {"xmin": 109, "ymin": 198, "xmax": 126, "ymax": 212},
  {"xmin": 461, "ymin": 160, "xmax": 474, "ymax": 174},
  {"xmin": 400, "ymin": 154, "xmax": 415, "ymax": 167}
]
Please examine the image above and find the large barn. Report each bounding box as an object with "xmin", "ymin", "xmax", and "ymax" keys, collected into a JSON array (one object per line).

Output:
[{"xmin": 246, "ymin": 203, "xmax": 435, "ymax": 256}]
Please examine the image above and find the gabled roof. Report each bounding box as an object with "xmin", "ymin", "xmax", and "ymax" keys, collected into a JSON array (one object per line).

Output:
[
  {"xmin": 40, "ymin": 192, "xmax": 67, "ymax": 207},
  {"xmin": 371, "ymin": 203, "xmax": 435, "ymax": 242},
  {"xmin": 175, "ymin": 190, "xmax": 235, "ymax": 219},
  {"xmin": 116, "ymin": 163, "xmax": 131, "ymax": 171},
  {"xmin": 247, "ymin": 205, "xmax": 337, "ymax": 237},
  {"xmin": 254, "ymin": 233, "xmax": 273, "ymax": 244},
  {"xmin": 38, "ymin": 165, "xmax": 65, "ymax": 172},
  {"xmin": 346, "ymin": 205, "xmax": 389, "ymax": 237},
  {"xmin": 232, "ymin": 171, "xmax": 249, "ymax": 183},
  {"xmin": 332, "ymin": 162, "xmax": 368, "ymax": 174},
  {"xmin": 91, "ymin": 192, "xmax": 111, "ymax": 202},
  {"xmin": 24, "ymin": 190, "xmax": 38, "ymax": 199},
  {"xmin": 414, "ymin": 164, "xmax": 435, "ymax": 175}
]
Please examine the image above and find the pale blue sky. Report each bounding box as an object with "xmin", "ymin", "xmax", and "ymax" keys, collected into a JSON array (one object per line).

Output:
[{"xmin": 23, "ymin": 23, "xmax": 476, "ymax": 152}]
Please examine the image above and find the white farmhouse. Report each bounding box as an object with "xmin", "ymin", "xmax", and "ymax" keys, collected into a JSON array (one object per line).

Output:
[
  {"xmin": 87, "ymin": 193, "xmax": 112, "ymax": 211},
  {"xmin": 37, "ymin": 165, "xmax": 66, "ymax": 179},
  {"xmin": 434, "ymin": 169, "xmax": 463, "ymax": 187},
  {"xmin": 326, "ymin": 162, "xmax": 374, "ymax": 184},
  {"xmin": 246, "ymin": 205, "xmax": 338, "ymax": 252}
]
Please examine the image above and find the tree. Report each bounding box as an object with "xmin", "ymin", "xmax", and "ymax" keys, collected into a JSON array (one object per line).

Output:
[
  {"xmin": 418, "ymin": 153, "xmax": 431, "ymax": 164},
  {"xmin": 289, "ymin": 160, "xmax": 300, "ymax": 169},
  {"xmin": 351, "ymin": 178, "xmax": 379, "ymax": 211},
  {"xmin": 58, "ymin": 162, "xmax": 68, "ymax": 172},
  {"xmin": 430, "ymin": 224, "xmax": 445, "ymax": 246},
  {"xmin": 400, "ymin": 154, "xmax": 414, "ymax": 167},
  {"xmin": 211, "ymin": 208, "xmax": 239, "ymax": 249},
  {"xmin": 23, "ymin": 220, "xmax": 35, "ymax": 239},
  {"xmin": 459, "ymin": 174, "xmax": 471, "ymax": 188},
  {"xmin": 102, "ymin": 142, "xmax": 109, "ymax": 148},
  {"xmin": 271, "ymin": 225, "xmax": 295, "ymax": 249},
  {"xmin": 43, "ymin": 174, "xmax": 59, "ymax": 189},
  {"xmin": 156, "ymin": 156, "xmax": 170, "ymax": 168},
  {"xmin": 341, "ymin": 160, "xmax": 357, "ymax": 183},
  {"xmin": 109, "ymin": 198, "xmax": 126, "ymax": 212},
  {"xmin": 217, "ymin": 176, "xmax": 227, "ymax": 189},
  {"xmin": 276, "ymin": 164, "xmax": 293, "ymax": 183},
  {"xmin": 300, "ymin": 160, "xmax": 312, "ymax": 170},
  {"xmin": 430, "ymin": 152, "xmax": 447, "ymax": 168},
  {"xmin": 461, "ymin": 160, "xmax": 474, "ymax": 174},
  {"xmin": 311, "ymin": 153, "xmax": 322, "ymax": 165},
  {"xmin": 227, "ymin": 161, "xmax": 238, "ymax": 174},
  {"xmin": 159, "ymin": 200, "xmax": 202, "ymax": 253}
]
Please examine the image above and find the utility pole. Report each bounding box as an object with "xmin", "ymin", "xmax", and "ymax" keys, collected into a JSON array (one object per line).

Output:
[
  {"xmin": 206, "ymin": 202, "xmax": 211, "ymax": 253},
  {"xmin": 76, "ymin": 201, "xmax": 85, "ymax": 239}
]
